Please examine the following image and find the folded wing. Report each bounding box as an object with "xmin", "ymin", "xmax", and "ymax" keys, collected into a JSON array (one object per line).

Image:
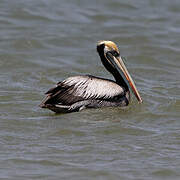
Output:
[{"xmin": 40, "ymin": 75, "xmax": 124, "ymax": 107}]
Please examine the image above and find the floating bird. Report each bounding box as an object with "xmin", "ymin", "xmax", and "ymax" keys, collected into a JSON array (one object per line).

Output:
[{"xmin": 40, "ymin": 40, "xmax": 142, "ymax": 113}]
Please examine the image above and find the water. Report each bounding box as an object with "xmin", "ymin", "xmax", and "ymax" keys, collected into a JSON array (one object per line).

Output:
[{"xmin": 0, "ymin": 0, "xmax": 180, "ymax": 179}]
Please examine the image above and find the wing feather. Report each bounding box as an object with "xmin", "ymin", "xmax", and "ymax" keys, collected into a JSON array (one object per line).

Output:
[{"xmin": 41, "ymin": 75, "xmax": 124, "ymax": 106}]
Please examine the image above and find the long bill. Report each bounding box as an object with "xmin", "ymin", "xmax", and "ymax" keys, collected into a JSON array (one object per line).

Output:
[{"xmin": 107, "ymin": 53, "xmax": 143, "ymax": 103}]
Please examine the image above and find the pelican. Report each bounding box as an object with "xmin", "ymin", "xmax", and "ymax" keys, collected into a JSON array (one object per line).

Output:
[{"xmin": 40, "ymin": 40, "xmax": 142, "ymax": 113}]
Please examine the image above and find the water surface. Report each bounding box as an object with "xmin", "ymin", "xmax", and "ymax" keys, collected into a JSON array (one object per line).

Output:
[{"xmin": 0, "ymin": 0, "xmax": 180, "ymax": 179}]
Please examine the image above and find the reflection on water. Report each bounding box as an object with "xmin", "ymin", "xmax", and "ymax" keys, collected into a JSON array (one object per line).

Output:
[{"xmin": 0, "ymin": 0, "xmax": 180, "ymax": 179}]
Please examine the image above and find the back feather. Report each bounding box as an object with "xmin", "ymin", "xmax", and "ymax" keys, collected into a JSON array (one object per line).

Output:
[{"xmin": 40, "ymin": 75, "xmax": 124, "ymax": 107}]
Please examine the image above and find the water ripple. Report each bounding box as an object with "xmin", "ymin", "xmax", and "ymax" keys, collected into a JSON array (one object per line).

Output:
[{"xmin": 0, "ymin": 0, "xmax": 180, "ymax": 179}]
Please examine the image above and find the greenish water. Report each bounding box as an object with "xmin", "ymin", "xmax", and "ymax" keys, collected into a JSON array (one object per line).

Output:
[{"xmin": 0, "ymin": 0, "xmax": 180, "ymax": 179}]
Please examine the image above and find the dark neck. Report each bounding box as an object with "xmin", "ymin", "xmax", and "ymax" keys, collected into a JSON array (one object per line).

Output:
[{"xmin": 97, "ymin": 50, "xmax": 129, "ymax": 91}]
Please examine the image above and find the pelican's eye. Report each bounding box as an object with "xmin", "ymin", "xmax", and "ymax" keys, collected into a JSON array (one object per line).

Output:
[{"xmin": 111, "ymin": 50, "xmax": 119, "ymax": 57}]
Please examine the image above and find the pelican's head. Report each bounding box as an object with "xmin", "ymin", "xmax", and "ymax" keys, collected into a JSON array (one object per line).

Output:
[{"xmin": 97, "ymin": 40, "xmax": 142, "ymax": 103}]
